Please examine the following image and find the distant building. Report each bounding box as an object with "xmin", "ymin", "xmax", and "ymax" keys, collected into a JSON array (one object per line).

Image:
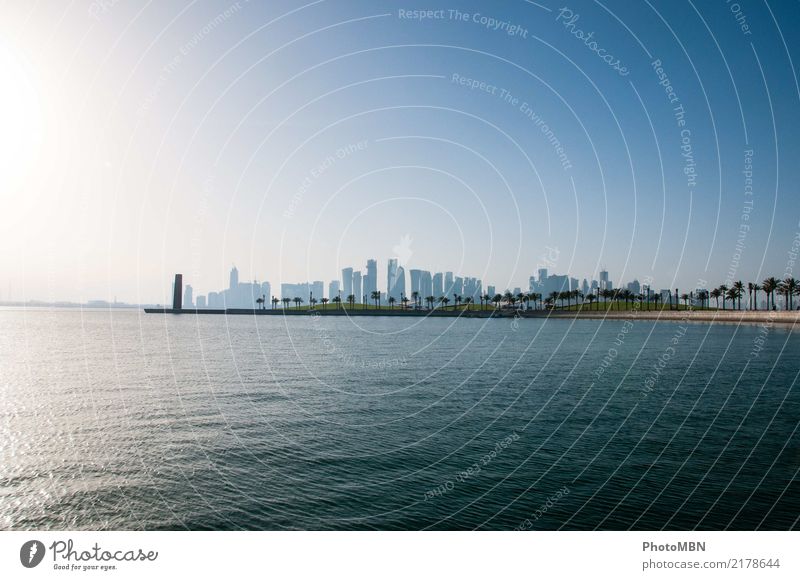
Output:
[
  {"xmin": 487, "ymin": 285, "xmax": 496, "ymax": 297},
  {"xmin": 421, "ymin": 271, "xmax": 432, "ymax": 299},
  {"xmin": 208, "ymin": 291, "xmax": 222, "ymax": 308},
  {"xmin": 627, "ymin": 279, "xmax": 641, "ymax": 295},
  {"xmin": 364, "ymin": 259, "xmax": 377, "ymax": 300},
  {"xmin": 599, "ymin": 269, "xmax": 609, "ymax": 291},
  {"xmin": 432, "ymin": 272, "xmax": 443, "ymax": 298},
  {"xmin": 352, "ymin": 271, "xmax": 362, "ymax": 303},
  {"xmin": 310, "ymin": 281, "xmax": 324, "ymax": 303},
  {"xmin": 387, "ymin": 259, "xmax": 400, "ymax": 300},
  {"xmin": 183, "ymin": 284, "xmax": 193, "ymax": 308},
  {"xmin": 569, "ymin": 277, "xmax": 579, "ymax": 292},
  {"xmin": 342, "ymin": 267, "xmax": 353, "ymax": 299},
  {"xmin": 444, "ymin": 272, "xmax": 454, "ymax": 295},
  {"xmin": 454, "ymin": 276, "xmax": 464, "ymax": 297},
  {"xmin": 409, "ymin": 269, "xmax": 422, "ymax": 297},
  {"xmin": 230, "ymin": 266, "xmax": 239, "ymax": 290},
  {"xmin": 196, "ymin": 295, "xmax": 206, "ymax": 308},
  {"xmin": 329, "ymin": 280, "xmax": 340, "ymax": 301},
  {"xmin": 396, "ymin": 266, "xmax": 406, "ymax": 300}
]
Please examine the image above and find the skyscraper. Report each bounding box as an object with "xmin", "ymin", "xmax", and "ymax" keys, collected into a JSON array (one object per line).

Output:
[
  {"xmin": 342, "ymin": 267, "xmax": 353, "ymax": 298},
  {"xmin": 444, "ymin": 272, "xmax": 454, "ymax": 296},
  {"xmin": 310, "ymin": 281, "xmax": 324, "ymax": 302},
  {"xmin": 409, "ymin": 269, "xmax": 422, "ymax": 297},
  {"xmin": 432, "ymin": 272, "xmax": 443, "ymax": 298},
  {"xmin": 599, "ymin": 269, "xmax": 609, "ymax": 290},
  {"xmin": 387, "ymin": 258, "xmax": 398, "ymax": 299},
  {"xmin": 183, "ymin": 284, "xmax": 193, "ymax": 308},
  {"xmin": 396, "ymin": 266, "xmax": 406, "ymax": 301},
  {"xmin": 421, "ymin": 271, "xmax": 432, "ymax": 299},
  {"xmin": 364, "ymin": 259, "xmax": 377, "ymax": 300},
  {"xmin": 172, "ymin": 274, "xmax": 182, "ymax": 310},
  {"xmin": 352, "ymin": 271, "xmax": 362, "ymax": 303},
  {"xmin": 328, "ymin": 280, "xmax": 340, "ymax": 300},
  {"xmin": 229, "ymin": 266, "xmax": 239, "ymax": 290}
]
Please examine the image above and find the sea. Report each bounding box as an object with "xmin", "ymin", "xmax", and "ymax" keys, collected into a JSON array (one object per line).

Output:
[{"xmin": 1, "ymin": 308, "xmax": 798, "ymax": 530}]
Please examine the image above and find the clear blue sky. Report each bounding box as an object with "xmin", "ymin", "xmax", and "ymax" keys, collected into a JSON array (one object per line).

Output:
[{"xmin": 2, "ymin": 0, "xmax": 799, "ymax": 302}]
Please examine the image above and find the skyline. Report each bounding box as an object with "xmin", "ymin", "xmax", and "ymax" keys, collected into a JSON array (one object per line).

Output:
[{"xmin": 2, "ymin": 1, "xmax": 800, "ymax": 305}]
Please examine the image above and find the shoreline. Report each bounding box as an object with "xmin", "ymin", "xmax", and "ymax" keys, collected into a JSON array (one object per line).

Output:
[{"xmin": 143, "ymin": 307, "xmax": 800, "ymax": 325}]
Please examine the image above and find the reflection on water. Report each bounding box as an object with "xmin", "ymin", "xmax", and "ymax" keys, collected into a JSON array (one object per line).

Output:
[{"xmin": 1, "ymin": 309, "xmax": 798, "ymax": 530}]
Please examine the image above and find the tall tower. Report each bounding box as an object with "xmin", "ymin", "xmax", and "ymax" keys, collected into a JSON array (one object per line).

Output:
[
  {"xmin": 230, "ymin": 265, "xmax": 239, "ymax": 290},
  {"xmin": 387, "ymin": 258, "xmax": 399, "ymax": 299},
  {"xmin": 365, "ymin": 259, "xmax": 377, "ymax": 299},
  {"xmin": 172, "ymin": 274, "xmax": 183, "ymax": 310},
  {"xmin": 342, "ymin": 267, "xmax": 353, "ymax": 298}
]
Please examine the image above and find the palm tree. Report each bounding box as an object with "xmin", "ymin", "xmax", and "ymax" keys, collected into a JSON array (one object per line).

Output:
[
  {"xmin": 425, "ymin": 295, "xmax": 435, "ymax": 309},
  {"xmin": 762, "ymin": 277, "xmax": 778, "ymax": 310},
  {"xmin": 782, "ymin": 277, "xmax": 798, "ymax": 310},
  {"xmin": 347, "ymin": 294, "xmax": 355, "ymax": 308},
  {"xmin": 332, "ymin": 295, "xmax": 342, "ymax": 309},
  {"xmin": 718, "ymin": 285, "xmax": 729, "ymax": 310},
  {"xmin": 531, "ymin": 292, "xmax": 542, "ymax": 310},
  {"xmin": 726, "ymin": 287, "xmax": 739, "ymax": 311},
  {"xmin": 282, "ymin": 297, "xmax": 291, "ymax": 309},
  {"xmin": 411, "ymin": 291, "xmax": 420, "ymax": 309},
  {"xmin": 441, "ymin": 296, "xmax": 450, "ymax": 309},
  {"xmin": 293, "ymin": 297, "xmax": 303, "ymax": 309},
  {"xmin": 710, "ymin": 288, "xmax": 720, "ymax": 309},
  {"xmin": 321, "ymin": 297, "xmax": 329, "ymax": 310},
  {"xmin": 747, "ymin": 282, "xmax": 755, "ymax": 310},
  {"xmin": 516, "ymin": 292, "xmax": 526, "ymax": 309},
  {"xmin": 370, "ymin": 290, "xmax": 381, "ymax": 308},
  {"xmin": 256, "ymin": 295, "xmax": 264, "ymax": 310},
  {"xmin": 697, "ymin": 290, "xmax": 708, "ymax": 309},
  {"xmin": 680, "ymin": 293, "xmax": 689, "ymax": 309},
  {"xmin": 752, "ymin": 283, "xmax": 761, "ymax": 310},
  {"xmin": 464, "ymin": 296, "xmax": 473, "ymax": 309},
  {"xmin": 271, "ymin": 296, "xmax": 279, "ymax": 309},
  {"xmin": 401, "ymin": 295, "xmax": 410, "ymax": 309},
  {"xmin": 733, "ymin": 281, "xmax": 745, "ymax": 310},
  {"xmin": 482, "ymin": 293, "xmax": 491, "ymax": 310},
  {"xmin": 548, "ymin": 291, "xmax": 559, "ymax": 309},
  {"xmin": 586, "ymin": 294, "xmax": 595, "ymax": 309},
  {"xmin": 388, "ymin": 296, "xmax": 396, "ymax": 309},
  {"xmin": 493, "ymin": 294, "xmax": 502, "ymax": 309}
]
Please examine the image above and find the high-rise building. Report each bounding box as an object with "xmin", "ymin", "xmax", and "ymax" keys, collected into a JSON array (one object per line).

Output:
[
  {"xmin": 453, "ymin": 276, "xmax": 464, "ymax": 297},
  {"xmin": 342, "ymin": 267, "xmax": 353, "ymax": 299},
  {"xmin": 329, "ymin": 280, "xmax": 340, "ymax": 301},
  {"xmin": 421, "ymin": 271, "xmax": 432, "ymax": 299},
  {"xmin": 627, "ymin": 279, "xmax": 641, "ymax": 295},
  {"xmin": 172, "ymin": 274, "xmax": 183, "ymax": 309},
  {"xmin": 409, "ymin": 269, "xmax": 422, "ymax": 297},
  {"xmin": 352, "ymin": 271, "xmax": 362, "ymax": 303},
  {"xmin": 444, "ymin": 272, "xmax": 454, "ymax": 295},
  {"xmin": 487, "ymin": 285, "xmax": 496, "ymax": 298},
  {"xmin": 432, "ymin": 272, "xmax": 443, "ymax": 298},
  {"xmin": 310, "ymin": 281, "xmax": 324, "ymax": 303},
  {"xmin": 570, "ymin": 277, "xmax": 579, "ymax": 292},
  {"xmin": 529, "ymin": 276, "xmax": 537, "ymax": 293},
  {"xmin": 208, "ymin": 291, "xmax": 221, "ymax": 308},
  {"xmin": 582, "ymin": 279, "xmax": 589, "ymax": 296},
  {"xmin": 364, "ymin": 259, "xmax": 377, "ymax": 300},
  {"xmin": 599, "ymin": 270, "xmax": 609, "ymax": 290},
  {"xmin": 396, "ymin": 266, "xmax": 406, "ymax": 301},
  {"xmin": 538, "ymin": 269, "xmax": 548, "ymax": 285},
  {"xmin": 387, "ymin": 258, "xmax": 399, "ymax": 300},
  {"xmin": 183, "ymin": 284, "xmax": 193, "ymax": 308},
  {"xmin": 261, "ymin": 281, "xmax": 271, "ymax": 303},
  {"xmin": 196, "ymin": 295, "xmax": 206, "ymax": 308},
  {"xmin": 229, "ymin": 266, "xmax": 239, "ymax": 290}
]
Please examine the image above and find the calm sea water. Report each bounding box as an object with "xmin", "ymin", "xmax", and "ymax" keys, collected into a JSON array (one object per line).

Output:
[{"xmin": 1, "ymin": 308, "xmax": 798, "ymax": 530}]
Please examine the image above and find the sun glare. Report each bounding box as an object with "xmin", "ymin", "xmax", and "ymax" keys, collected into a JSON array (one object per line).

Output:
[{"xmin": 0, "ymin": 43, "xmax": 42, "ymax": 194}]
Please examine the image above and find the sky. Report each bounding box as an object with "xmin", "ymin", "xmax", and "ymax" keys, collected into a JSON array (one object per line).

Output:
[{"xmin": 1, "ymin": 0, "xmax": 799, "ymax": 303}]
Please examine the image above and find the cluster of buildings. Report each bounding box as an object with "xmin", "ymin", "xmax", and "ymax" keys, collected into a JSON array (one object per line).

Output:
[{"xmin": 179, "ymin": 262, "xmax": 693, "ymax": 309}]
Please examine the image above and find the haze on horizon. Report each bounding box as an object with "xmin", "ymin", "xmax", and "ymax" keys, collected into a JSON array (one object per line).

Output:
[{"xmin": 1, "ymin": 0, "xmax": 799, "ymax": 304}]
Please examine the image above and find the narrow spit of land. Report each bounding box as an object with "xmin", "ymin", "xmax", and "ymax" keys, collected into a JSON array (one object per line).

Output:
[{"xmin": 143, "ymin": 306, "xmax": 800, "ymax": 325}]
